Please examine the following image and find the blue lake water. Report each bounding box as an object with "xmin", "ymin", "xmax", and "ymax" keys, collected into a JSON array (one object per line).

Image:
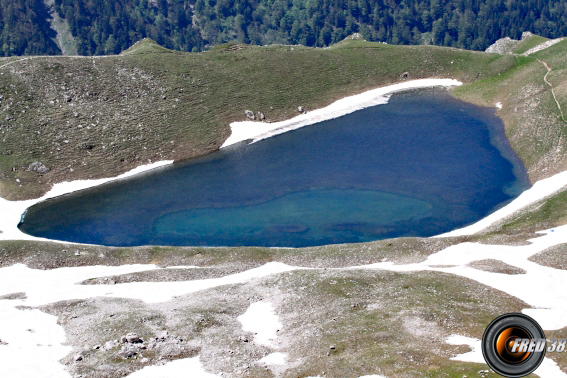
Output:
[{"xmin": 18, "ymin": 88, "xmax": 531, "ymax": 247}]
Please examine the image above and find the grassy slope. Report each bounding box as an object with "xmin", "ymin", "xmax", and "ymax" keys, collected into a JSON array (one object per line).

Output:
[
  {"xmin": 452, "ymin": 39, "xmax": 567, "ymax": 242},
  {"xmin": 0, "ymin": 39, "xmax": 515, "ymax": 200},
  {"xmin": 453, "ymin": 40, "xmax": 567, "ymax": 182}
]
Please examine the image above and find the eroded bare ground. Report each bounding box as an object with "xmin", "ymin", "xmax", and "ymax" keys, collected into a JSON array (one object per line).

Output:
[
  {"xmin": 0, "ymin": 237, "xmax": 464, "ymax": 272},
  {"xmin": 466, "ymin": 259, "xmax": 527, "ymax": 275},
  {"xmin": 39, "ymin": 269, "xmax": 527, "ymax": 378},
  {"xmin": 529, "ymin": 243, "xmax": 567, "ymax": 270}
]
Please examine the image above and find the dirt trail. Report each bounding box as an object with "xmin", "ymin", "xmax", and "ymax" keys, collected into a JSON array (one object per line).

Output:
[{"xmin": 537, "ymin": 58, "xmax": 567, "ymax": 124}]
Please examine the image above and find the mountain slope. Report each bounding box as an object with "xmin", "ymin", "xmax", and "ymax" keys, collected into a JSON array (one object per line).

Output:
[{"xmin": 0, "ymin": 39, "xmax": 517, "ymax": 200}]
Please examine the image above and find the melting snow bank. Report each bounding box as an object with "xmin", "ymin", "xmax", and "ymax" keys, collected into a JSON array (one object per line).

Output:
[
  {"xmin": 446, "ymin": 335, "xmax": 567, "ymax": 376},
  {"xmin": 437, "ymin": 169, "xmax": 567, "ymax": 237},
  {"xmin": 359, "ymin": 223, "xmax": 567, "ymax": 330},
  {"xmin": 0, "ymin": 160, "xmax": 173, "ymax": 243},
  {"xmin": 238, "ymin": 302, "xmax": 282, "ymax": 348},
  {"xmin": 221, "ymin": 78, "xmax": 462, "ymax": 148}
]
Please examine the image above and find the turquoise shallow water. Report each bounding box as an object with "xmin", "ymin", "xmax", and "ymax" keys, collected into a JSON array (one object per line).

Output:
[{"xmin": 19, "ymin": 88, "xmax": 531, "ymax": 247}]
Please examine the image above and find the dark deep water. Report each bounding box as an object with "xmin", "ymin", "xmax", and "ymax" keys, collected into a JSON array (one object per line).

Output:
[{"xmin": 19, "ymin": 88, "xmax": 531, "ymax": 247}]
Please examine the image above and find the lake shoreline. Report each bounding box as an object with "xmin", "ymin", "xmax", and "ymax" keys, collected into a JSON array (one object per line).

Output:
[
  {"xmin": 2, "ymin": 77, "xmax": 554, "ymax": 245},
  {"xmin": 221, "ymin": 78, "xmax": 463, "ymax": 148}
]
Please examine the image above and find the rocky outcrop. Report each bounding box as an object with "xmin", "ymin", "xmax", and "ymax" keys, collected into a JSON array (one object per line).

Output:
[{"xmin": 485, "ymin": 37, "xmax": 520, "ymax": 54}]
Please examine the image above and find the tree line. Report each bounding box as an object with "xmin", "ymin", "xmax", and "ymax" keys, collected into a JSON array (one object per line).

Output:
[{"xmin": 1, "ymin": 0, "xmax": 566, "ymax": 56}]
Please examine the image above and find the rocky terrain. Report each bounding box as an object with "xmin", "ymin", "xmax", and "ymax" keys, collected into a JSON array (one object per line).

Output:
[{"xmin": 2, "ymin": 35, "xmax": 567, "ymax": 377}]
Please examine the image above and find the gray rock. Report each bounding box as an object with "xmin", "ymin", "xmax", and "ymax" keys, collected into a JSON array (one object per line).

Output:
[
  {"xmin": 0, "ymin": 339, "xmax": 7, "ymax": 345},
  {"xmin": 118, "ymin": 345, "xmax": 138, "ymax": 358},
  {"xmin": 238, "ymin": 335, "xmax": 248, "ymax": 342},
  {"xmin": 298, "ymin": 106, "xmax": 305, "ymax": 113},
  {"xmin": 125, "ymin": 332, "xmax": 142, "ymax": 343},
  {"xmin": 64, "ymin": 95, "xmax": 72, "ymax": 102},
  {"xmin": 257, "ymin": 111, "xmax": 265, "ymax": 121},
  {"xmin": 74, "ymin": 354, "xmax": 83, "ymax": 362},
  {"xmin": 79, "ymin": 143, "xmax": 94, "ymax": 150},
  {"xmin": 26, "ymin": 162, "xmax": 50, "ymax": 174},
  {"xmin": 400, "ymin": 72, "xmax": 409, "ymax": 79},
  {"xmin": 245, "ymin": 110, "xmax": 255, "ymax": 120}
]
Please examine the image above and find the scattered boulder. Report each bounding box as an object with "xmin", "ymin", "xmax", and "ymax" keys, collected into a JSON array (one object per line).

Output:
[
  {"xmin": 25, "ymin": 162, "xmax": 50, "ymax": 174},
  {"xmin": 0, "ymin": 339, "xmax": 7, "ymax": 345},
  {"xmin": 121, "ymin": 332, "xmax": 142, "ymax": 343},
  {"xmin": 245, "ymin": 110, "xmax": 255, "ymax": 120},
  {"xmin": 400, "ymin": 71, "xmax": 409, "ymax": 79},
  {"xmin": 79, "ymin": 143, "xmax": 94, "ymax": 150},
  {"xmin": 74, "ymin": 354, "xmax": 83, "ymax": 362},
  {"xmin": 298, "ymin": 106, "xmax": 305, "ymax": 113},
  {"xmin": 64, "ymin": 95, "xmax": 72, "ymax": 102},
  {"xmin": 238, "ymin": 335, "xmax": 249, "ymax": 342},
  {"xmin": 257, "ymin": 111, "xmax": 265, "ymax": 120},
  {"xmin": 118, "ymin": 345, "xmax": 138, "ymax": 359}
]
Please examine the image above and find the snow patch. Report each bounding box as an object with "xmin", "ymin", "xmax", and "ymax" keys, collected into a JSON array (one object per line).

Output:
[
  {"xmin": 238, "ymin": 302, "xmax": 282, "ymax": 348},
  {"xmin": 126, "ymin": 356, "xmax": 219, "ymax": 377},
  {"xmin": 446, "ymin": 334, "xmax": 484, "ymax": 363},
  {"xmin": 222, "ymin": 79, "xmax": 462, "ymax": 148},
  {"xmin": 446, "ymin": 334, "xmax": 567, "ymax": 377},
  {"xmin": 0, "ymin": 262, "xmax": 297, "ymax": 306},
  {"xmin": 258, "ymin": 352, "xmax": 287, "ymax": 365},
  {"xmin": 0, "ymin": 303, "xmax": 72, "ymax": 378}
]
